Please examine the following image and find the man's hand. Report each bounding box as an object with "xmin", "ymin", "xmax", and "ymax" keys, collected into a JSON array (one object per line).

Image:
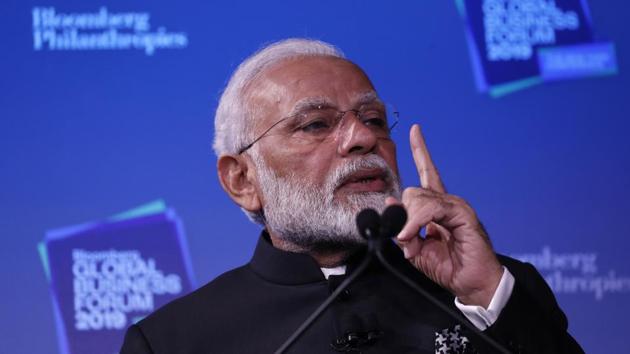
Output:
[{"xmin": 386, "ymin": 124, "xmax": 503, "ymax": 308}]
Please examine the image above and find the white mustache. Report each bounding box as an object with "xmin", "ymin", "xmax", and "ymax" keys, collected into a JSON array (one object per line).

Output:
[{"xmin": 325, "ymin": 155, "xmax": 396, "ymax": 193}]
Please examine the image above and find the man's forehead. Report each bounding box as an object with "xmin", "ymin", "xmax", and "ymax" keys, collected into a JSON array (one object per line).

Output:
[{"xmin": 247, "ymin": 55, "xmax": 378, "ymax": 121}]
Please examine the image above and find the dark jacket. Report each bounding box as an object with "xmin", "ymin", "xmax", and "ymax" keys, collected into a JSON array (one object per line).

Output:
[{"xmin": 120, "ymin": 233, "xmax": 584, "ymax": 353}]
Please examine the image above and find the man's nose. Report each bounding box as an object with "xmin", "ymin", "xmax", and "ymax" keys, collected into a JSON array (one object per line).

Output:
[{"xmin": 335, "ymin": 112, "xmax": 378, "ymax": 156}]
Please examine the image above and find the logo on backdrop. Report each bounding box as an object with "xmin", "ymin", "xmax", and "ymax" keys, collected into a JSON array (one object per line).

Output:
[
  {"xmin": 32, "ymin": 7, "xmax": 188, "ymax": 55},
  {"xmin": 72, "ymin": 249, "xmax": 182, "ymax": 331},
  {"xmin": 456, "ymin": 0, "xmax": 618, "ymax": 96},
  {"xmin": 512, "ymin": 246, "xmax": 630, "ymax": 300},
  {"xmin": 39, "ymin": 200, "xmax": 195, "ymax": 354}
]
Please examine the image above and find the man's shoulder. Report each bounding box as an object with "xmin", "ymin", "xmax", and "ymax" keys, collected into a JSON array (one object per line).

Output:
[
  {"xmin": 121, "ymin": 264, "xmax": 269, "ymax": 352},
  {"xmin": 496, "ymin": 253, "xmax": 566, "ymax": 322},
  {"xmin": 497, "ymin": 253, "xmax": 529, "ymax": 271},
  {"xmin": 497, "ymin": 253, "xmax": 544, "ymax": 283},
  {"xmin": 496, "ymin": 253, "xmax": 549, "ymax": 291},
  {"xmin": 137, "ymin": 264, "xmax": 257, "ymax": 334}
]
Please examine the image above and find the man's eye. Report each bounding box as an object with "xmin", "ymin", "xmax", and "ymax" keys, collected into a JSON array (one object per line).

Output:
[
  {"xmin": 363, "ymin": 116, "xmax": 387, "ymax": 128},
  {"xmin": 300, "ymin": 120, "xmax": 330, "ymax": 132}
]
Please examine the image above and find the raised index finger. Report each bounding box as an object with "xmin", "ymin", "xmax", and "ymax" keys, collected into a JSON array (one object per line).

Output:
[{"xmin": 410, "ymin": 124, "xmax": 446, "ymax": 193}]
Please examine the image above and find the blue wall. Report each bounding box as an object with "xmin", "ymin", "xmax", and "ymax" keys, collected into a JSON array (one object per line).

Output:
[{"xmin": 1, "ymin": 1, "xmax": 628, "ymax": 353}]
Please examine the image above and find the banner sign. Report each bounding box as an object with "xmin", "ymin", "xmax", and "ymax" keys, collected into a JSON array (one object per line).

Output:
[
  {"xmin": 512, "ymin": 246, "xmax": 630, "ymax": 300},
  {"xmin": 32, "ymin": 6, "xmax": 189, "ymax": 55},
  {"xmin": 39, "ymin": 201, "xmax": 195, "ymax": 354},
  {"xmin": 456, "ymin": 0, "xmax": 618, "ymax": 96}
]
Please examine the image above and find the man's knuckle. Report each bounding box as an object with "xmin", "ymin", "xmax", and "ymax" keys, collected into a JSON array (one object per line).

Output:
[{"xmin": 402, "ymin": 187, "xmax": 419, "ymax": 201}]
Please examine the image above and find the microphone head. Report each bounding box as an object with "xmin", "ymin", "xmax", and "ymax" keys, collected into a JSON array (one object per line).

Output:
[
  {"xmin": 356, "ymin": 208, "xmax": 381, "ymax": 239},
  {"xmin": 380, "ymin": 205, "xmax": 407, "ymax": 239}
]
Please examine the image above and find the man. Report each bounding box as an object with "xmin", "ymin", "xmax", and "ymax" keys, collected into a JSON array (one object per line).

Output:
[{"xmin": 121, "ymin": 38, "xmax": 583, "ymax": 353}]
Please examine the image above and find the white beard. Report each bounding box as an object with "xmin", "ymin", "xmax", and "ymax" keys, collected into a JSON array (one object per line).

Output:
[{"xmin": 252, "ymin": 153, "xmax": 402, "ymax": 252}]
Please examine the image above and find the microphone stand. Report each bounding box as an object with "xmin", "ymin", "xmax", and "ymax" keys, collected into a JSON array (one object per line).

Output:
[{"xmin": 275, "ymin": 213, "xmax": 512, "ymax": 354}]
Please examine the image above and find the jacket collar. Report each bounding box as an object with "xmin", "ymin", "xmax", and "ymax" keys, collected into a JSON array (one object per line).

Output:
[
  {"xmin": 248, "ymin": 231, "xmax": 420, "ymax": 286},
  {"xmin": 249, "ymin": 232, "xmax": 327, "ymax": 285}
]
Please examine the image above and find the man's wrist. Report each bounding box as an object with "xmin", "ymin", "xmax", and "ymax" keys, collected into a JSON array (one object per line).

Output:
[
  {"xmin": 457, "ymin": 264, "xmax": 504, "ymax": 308},
  {"xmin": 455, "ymin": 266, "xmax": 516, "ymax": 330}
]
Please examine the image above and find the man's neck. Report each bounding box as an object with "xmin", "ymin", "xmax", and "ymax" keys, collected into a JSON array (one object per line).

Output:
[{"xmin": 268, "ymin": 233, "xmax": 354, "ymax": 268}]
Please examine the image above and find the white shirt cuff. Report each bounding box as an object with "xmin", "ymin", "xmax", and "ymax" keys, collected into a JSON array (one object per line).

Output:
[{"xmin": 454, "ymin": 266, "xmax": 515, "ymax": 330}]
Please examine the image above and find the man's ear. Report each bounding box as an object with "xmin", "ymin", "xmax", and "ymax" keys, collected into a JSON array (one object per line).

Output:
[{"xmin": 217, "ymin": 154, "xmax": 262, "ymax": 213}]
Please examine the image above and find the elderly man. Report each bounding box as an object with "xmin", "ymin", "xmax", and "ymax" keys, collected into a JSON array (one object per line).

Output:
[{"xmin": 121, "ymin": 39, "xmax": 583, "ymax": 353}]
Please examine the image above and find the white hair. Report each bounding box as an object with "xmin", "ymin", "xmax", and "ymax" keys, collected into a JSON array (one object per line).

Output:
[{"xmin": 213, "ymin": 38, "xmax": 345, "ymax": 157}]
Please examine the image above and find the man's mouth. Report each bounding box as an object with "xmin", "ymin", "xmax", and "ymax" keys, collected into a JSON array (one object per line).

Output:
[{"xmin": 337, "ymin": 168, "xmax": 389, "ymax": 193}]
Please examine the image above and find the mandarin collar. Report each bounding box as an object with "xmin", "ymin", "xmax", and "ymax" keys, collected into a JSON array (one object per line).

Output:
[
  {"xmin": 249, "ymin": 232, "xmax": 327, "ymax": 285},
  {"xmin": 247, "ymin": 231, "xmax": 414, "ymax": 286}
]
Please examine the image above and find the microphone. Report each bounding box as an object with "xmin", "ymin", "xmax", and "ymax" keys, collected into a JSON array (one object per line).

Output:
[
  {"xmin": 356, "ymin": 205, "xmax": 406, "ymax": 240},
  {"xmin": 356, "ymin": 208, "xmax": 380, "ymax": 239},
  {"xmin": 380, "ymin": 205, "xmax": 407, "ymax": 239}
]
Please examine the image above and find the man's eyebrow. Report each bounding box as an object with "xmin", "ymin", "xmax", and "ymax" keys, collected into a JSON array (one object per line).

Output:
[
  {"xmin": 287, "ymin": 92, "xmax": 384, "ymax": 117},
  {"xmin": 354, "ymin": 91, "xmax": 384, "ymax": 106},
  {"xmin": 288, "ymin": 97, "xmax": 335, "ymax": 116}
]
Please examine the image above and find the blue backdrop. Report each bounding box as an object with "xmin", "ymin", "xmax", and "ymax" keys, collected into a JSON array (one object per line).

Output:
[{"xmin": 1, "ymin": 0, "xmax": 628, "ymax": 353}]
